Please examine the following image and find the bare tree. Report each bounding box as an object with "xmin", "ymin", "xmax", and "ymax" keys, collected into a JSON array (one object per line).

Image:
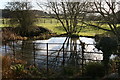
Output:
[
  {"xmin": 41, "ymin": 1, "xmax": 90, "ymax": 35},
  {"xmin": 88, "ymin": 0, "xmax": 120, "ymax": 75},
  {"xmin": 5, "ymin": 1, "xmax": 37, "ymax": 36},
  {"xmin": 84, "ymin": 0, "xmax": 120, "ymax": 41}
]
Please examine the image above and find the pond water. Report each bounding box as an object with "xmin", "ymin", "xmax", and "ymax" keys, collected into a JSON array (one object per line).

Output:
[
  {"xmin": 2, "ymin": 37, "xmax": 103, "ymax": 68},
  {"xmin": 34, "ymin": 37, "xmax": 103, "ymax": 59}
]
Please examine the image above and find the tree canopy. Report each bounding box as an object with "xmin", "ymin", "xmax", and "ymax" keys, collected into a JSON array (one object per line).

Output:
[{"xmin": 5, "ymin": 1, "xmax": 37, "ymax": 36}]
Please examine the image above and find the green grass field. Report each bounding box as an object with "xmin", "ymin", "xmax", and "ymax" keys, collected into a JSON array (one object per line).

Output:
[
  {"xmin": 0, "ymin": 18, "xmax": 116, "ymax": 36},
  {"xmin": 36, "ymin": 18, "xmax": 108, "ymax": 36}
]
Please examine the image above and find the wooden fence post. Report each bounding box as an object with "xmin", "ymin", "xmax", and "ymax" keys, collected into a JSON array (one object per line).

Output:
[
  {"xmin": 56, "ymin": 20, "xmax": 59, "ymax": 23},
  {"xmin": 44, "ymin": 19, "xmax": 45, "ymax": 23},
  {"xmin": 50, "ymin": 19, "xmax": 52, "ymax": 24}
]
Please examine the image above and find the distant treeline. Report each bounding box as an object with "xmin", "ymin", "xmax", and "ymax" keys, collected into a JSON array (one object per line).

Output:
[
  {"xmin": 1, "ymin": 9, "xmax": 49, "ymax": 18},
  {"xmin": 1, "ymin": 9, "xmax": 120, "ymax": 23}
]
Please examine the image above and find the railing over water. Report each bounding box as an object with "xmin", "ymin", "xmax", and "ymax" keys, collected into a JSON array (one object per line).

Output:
[{"xmin": 2, "ymin": 40, "xmax": 103, "ymax": 74}]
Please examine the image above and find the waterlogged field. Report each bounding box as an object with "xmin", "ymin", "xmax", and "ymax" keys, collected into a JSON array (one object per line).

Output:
[{"xmin": 0, "ymin": 18, "xmax": 118, "ymax": 36}]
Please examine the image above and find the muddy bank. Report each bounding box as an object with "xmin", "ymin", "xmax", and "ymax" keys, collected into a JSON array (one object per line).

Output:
[{"xmin": 2, "ymin": 27, "xmax": 56, "ymax": 42}]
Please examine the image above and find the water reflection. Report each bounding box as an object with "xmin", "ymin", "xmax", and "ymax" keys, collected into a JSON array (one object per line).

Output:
[
  {"xmin": 18, "ymin": 40, "xmax": 35, "ymax": 65},
  {"xmin": 66, "ymin": 37, "xmax": 82, "ymax": 67},
  {"xmin": 35, "ymin": 37, "xmax": 102, "ymax": 60},
  {"xmin": 2, "ymin": 37, "xmax": 103, "ymax": 68},
  {"xmin": 2, "ymin": 40, "xmax": 35, "ymax": 65}
]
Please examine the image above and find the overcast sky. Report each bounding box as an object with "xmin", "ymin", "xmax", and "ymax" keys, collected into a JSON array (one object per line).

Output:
[
  {"xmin": 0, "ymin": 0, "xmax": 48, "ymax": 10},
  {"xmin": 0, "ymin": 0, "xmax": 120, "ymax": 10}
]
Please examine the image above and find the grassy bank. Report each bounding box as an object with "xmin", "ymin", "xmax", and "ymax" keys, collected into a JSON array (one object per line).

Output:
[
  {"xmin": 1, "ymin": 18, "xmax": 113, "ymax": 36},
  {"xmin": 36, "ymin": 18, "xmax": 108, "ymax": 36}
]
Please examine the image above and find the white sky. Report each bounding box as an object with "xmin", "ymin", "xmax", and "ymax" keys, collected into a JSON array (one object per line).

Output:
[
  {"xmin": 0, "ymin": 0, "xmax": 48, "ymax": 10},
  {"xmin": 0, "ymin": 0, "xmax": 120, "ymax": 10}
]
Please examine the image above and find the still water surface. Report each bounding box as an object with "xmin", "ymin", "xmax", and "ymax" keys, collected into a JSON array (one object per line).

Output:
[{"xmin": 2, "ymin": 37, "xmax": 103, "ymax": 67}]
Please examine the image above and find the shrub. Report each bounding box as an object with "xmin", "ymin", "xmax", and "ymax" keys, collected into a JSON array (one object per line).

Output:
[
  {"xmin": 57, "ymin": 66, "xmax": 82, "ymax": 78},
  {"xmin": 2, "ymin": 56, "xmax": 44, "ymax": 79},
  {"xmin": 84, "ymin": 62, "xmax": 105, "ymax": 78},
  {"xmin": 2, "ymin": 56, "xmax": 13, "ymax": 78},
  {"xmin": 2, "ymin": 56, "xmax": 27, "ymax": 78}
]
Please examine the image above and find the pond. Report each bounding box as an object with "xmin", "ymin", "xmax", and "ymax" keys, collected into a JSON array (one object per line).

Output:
[
  {"xmin": 2, "ymin": 37, "xmax": 103, "ymax": 69},
  {"xmin": 34, "ymin": 37, "xmax": 103, "ymax": 59}
]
